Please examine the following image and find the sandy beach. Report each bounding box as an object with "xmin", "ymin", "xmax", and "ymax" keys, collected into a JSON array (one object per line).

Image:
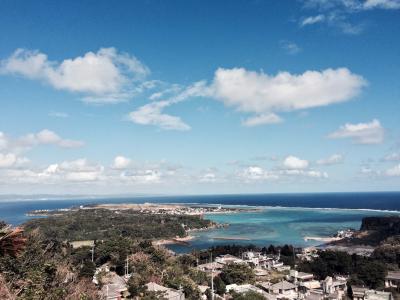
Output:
[{"xmin": 304, "ymin": 236, "xmax": 343, "ymax": 243}]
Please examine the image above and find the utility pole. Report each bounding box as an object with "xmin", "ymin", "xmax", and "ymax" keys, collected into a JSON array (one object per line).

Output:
[
  {"xmin": 125, "ymin": 256, "xmax": 129, "ymax": 277},
  {"xmin": 91, "ymin": 243, "xmax": 95, "ymax": 262},
  {"xmin": 210, "ymin": 251, "xmax": 214, "ymax": 300}
]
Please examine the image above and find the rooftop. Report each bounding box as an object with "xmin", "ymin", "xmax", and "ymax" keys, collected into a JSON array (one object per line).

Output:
[{"xmin": 271, "ymin": 280, "xmax": 297, "ymax": 291}]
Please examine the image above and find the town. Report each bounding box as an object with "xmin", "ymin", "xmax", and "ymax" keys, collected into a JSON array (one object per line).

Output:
[{"xmin": 90, "ymin": 245, "xmax": 396, "ymax": 300}]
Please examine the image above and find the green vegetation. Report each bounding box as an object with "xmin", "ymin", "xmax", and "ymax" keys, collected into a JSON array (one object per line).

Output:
[
  {"xmin": 2, "ymin": 214, "xmax": 400, "ymax": 299},
  {"xmin": 23, "ymin": 208, "xmax": 213, "ymax": 241},
  {"xmin": 298, "ymin": 250, "xmax": 387, "ymax": 289},
  {"xmin": 0, "ymin": 209, "xmax": 214, "ymax": 299},
  {"xmin": 231, "ymin": 290, "xmax": 267, "ymax": 300},
  {"xmin": 220, "ymin": 263, "xmax": 255, "ymax": 285}
]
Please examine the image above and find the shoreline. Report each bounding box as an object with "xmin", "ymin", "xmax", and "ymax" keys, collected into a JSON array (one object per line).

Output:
[
  {"xmin": 153, "ymin": 235, "xmax": 196, "ymax": 246},
  {"xmin": 304, "ymin": 236, "xmax": 343, "ymax": 243}
]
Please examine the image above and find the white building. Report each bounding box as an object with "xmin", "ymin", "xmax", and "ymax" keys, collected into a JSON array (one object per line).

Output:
[{"xmin": 215, "ymin": 254, "xmax": 244, "ymax": 265}]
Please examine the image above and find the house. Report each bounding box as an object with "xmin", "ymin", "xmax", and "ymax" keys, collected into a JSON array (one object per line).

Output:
[
  {"xmin": 145, "ymin": 282, "xmax": 185, "ymax": 300},
  {"xmin": 254, "ymin": 267, "xmax": 269, "ymax": 280},
  {"xmin": 305, "ymin": 290, "xmax": 325, "ymax": 300},
  {"xmin": 226, "ymin": 284, "xmax": 274, "ymax": 299},
  {"xmin": 297, "ymin": 247, "xmax": 319, "ymax": 261},
  {"xmin": 353, "ymin": 287, "xmax": 369, "ymax": 300},
  {"xmin": 269, "ymin": 280, "xmax": 298, "ymax": 299},
  {"xmin": 385, "ymin": 271, "xmax": 400, "ymax": 288},
  {"xmin": 100, "ymin": 273, "xmax": 128, "ymax": 300},
  {"xmin": 322, "ymin": 276, "xmax": 347, "ymax": 294},
  {"xmin": 290, "ymin": 270, "xmax": 314, "ymax": 284},
  {"xmin": 215, "ymin": 254, "xmax": 244, "ymax": 265},
  {"xmin": 352, "ymin": 287, "xmax": 392, "ymax": 300},
  {"xmin": 196, "ymin": 262, "xmax": 224, "ymax": 274},
  {"xmin": 299, "ymin": 280, "xmax": 321, "ymax": 293},
  {"xmin": 364, "ymin": 290, "xmax": 393, "ymax": 300}
]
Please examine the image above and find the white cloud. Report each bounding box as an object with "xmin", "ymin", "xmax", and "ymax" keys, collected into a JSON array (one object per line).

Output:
[
  {"xmin": 112, "ymin": 155, "xmax": 132, "ymax": 169},
  {"xmin": 238, "ymin": 163, "xmax": 328, "ymax": 182},
  {"xmin": 280, "ymin": 40, "xmax": 302, "ymax": 55},
  {"xmin": 302, "ymin": 0, "xmax": 400, "ymax": 10},
  {"xmin": 49, "ymin": 111, "xmax": 69, "ymax": 118},
  {"xmin": 0, "ymin": 129, "xmax": 83, "ymax": 154},
  {"xmin": 239, "ymin": 166, "xmax": 278, "ymax": 181},
  {"xmin": 210, "ymin": 67, "xmax": 366, "ymax": 123},
  {"xmin": 306, "ymin": 170, "xmax": 329, "ymax": 178},
  {"xmin": 328, "ymin": 119, "xmax": 384, "ymax": 144},
  {"xmin": 301, "ymin": 14, "xmax": 326, "ymax": 26},
  {"xmin": 242, "ymin": 113, "xmax": 283, "ymax": 127},
  {"xmin": 363, "ymin": 0, "xmax": 400, "ymax": 9},
  {"xmin": 121, "ymin": 169, "xmax": 161, "ymax": 183},
  {"xmin": 386, "ymin": 164, "xmax": 400, "ymax": 176},
  {"xmin": 283, "ymin": 156, "xmax": 309, "ymax": 169},
  {"xmin": 300, "ymin": 0, "xmax": 399, "ymax": 35},
  {"xmin": 383, "ymin": 153, "xmax": 400, "ymax": 161},
  {"xmin": 128, "ymin": 81, "xmax": 209, "ymax": 131},
  {"xmin": 0, "ymin": 48, "xmax": 149, "ymax": 103},
  {"xmin": 317, "ymin": 154, "xmax": 344, "ymax": 165},
  {"xmin": 0, "ymin": 153, "xmax": 17, "ymax": 168},
  {"xmin": 128, "ymin": 101, "xmax": 191, "ymax": 131},
  {"xmin": 199, "ymin": 173, "xmax": 218, "ymax": 183},
  {"xmin": 43, "ymin": 158, "xmax": 104, "ymax": 182},
  {"xmin": 22, "ymin": 129, "xmax": 84, "ymax": 149}
]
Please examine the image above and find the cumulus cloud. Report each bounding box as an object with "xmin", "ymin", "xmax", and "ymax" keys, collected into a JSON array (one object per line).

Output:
[
  {"xmin": 386, "ymin": 164, "xmax": 400, "ymax": 176},
  {"xmin": 121, "ymin": 169, "xmax": 161, "ymax": 183},
  {"xmin": 199, "ymin": 173, "xmax": 218, "ymax": 183},
  {"xmin": 0, "ymin": 129, "xmax": 83, "ymax": 154},
  {"xmin": 0, "ymin": 48, "xmax": 149, "ymax": 103},
  {"xmin": 210, "ymin": 67, "xmax": 366, "ymax": 125},
  {"xmin": 0, "ymin": 153, "xmax": 17, "ymax": 168},
  {"xmin": 42, "ymin": 158, "xmax": 104, "ymax": 182},
  {"xmin": 20, "ymin": 129, "xmax": 84, "ymax": 149},
  {"xmin": 283, "ymin": 156, "xmax": 309, "ymax": 169},
  {"xmin": 239, "ymin": 166, "xmax": 278, "ymax": 181},
  {"xmin": 317, "ymin": 154, "xmax": 344, "ymax": 165},
  {"xmin": 128, "ymin": 101, "xmax": 191, "ymax": 131},
  {"xmin": 112, "ymin": 155, "xmax": 132, "ymax": 169},
  {"xmin": 328, "ymin": 119, "xmax": 384, "ymax": 144},
  {"xmin": 238, "ymin": 163, "xmax": 328, "ymax": 182}
]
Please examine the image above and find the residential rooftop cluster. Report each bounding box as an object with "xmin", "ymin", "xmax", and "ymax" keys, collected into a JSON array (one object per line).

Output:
[{"xmin": 91, "ymin": 248, "xmax": 397, "ymax": 300}]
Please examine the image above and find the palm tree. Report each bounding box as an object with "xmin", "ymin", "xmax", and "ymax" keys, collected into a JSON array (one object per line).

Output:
[{"xmin": 0, "ymin": 221, "xmax": 26, "ymax": 257}]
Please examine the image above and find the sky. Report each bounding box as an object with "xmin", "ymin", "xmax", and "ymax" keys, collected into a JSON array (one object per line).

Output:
[{"xmin": 0, "ymin": 0, "xmax": 399, "ymax": 195}]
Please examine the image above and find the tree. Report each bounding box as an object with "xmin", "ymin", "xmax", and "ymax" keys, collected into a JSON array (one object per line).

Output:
[
  {"xmin": 220, "ymin": 263, "xmax": 255, "ymax": 285},
  {"xmin": 79, "ymin": 260, "xmax": 96, "ymax": 278},
  {"xmin": 356, "ymin": 261, "xmax": 386, "ymax": 289},
  {"xmin": 0, "ymin": 222, "xmax": 26, "ymax": 257},
  {"xmin": 128, "ymin": 275, "xmax": 147, "ymax": 297},
  {"xmin": 213, "ymin": 275, "xmax": 226, "ymax": 295},
  {"xmin": 231, "ymin": 290, "xmax": 266, "ymax": 300}
]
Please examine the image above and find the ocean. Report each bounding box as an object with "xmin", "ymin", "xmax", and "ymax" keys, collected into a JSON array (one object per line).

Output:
[{"xmin": 1, "ymin": 192, "xmax": 400, "ymax": 252}]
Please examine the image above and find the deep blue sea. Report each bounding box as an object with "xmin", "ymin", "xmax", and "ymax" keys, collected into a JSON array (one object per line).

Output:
[{"xmin": 1, "ymin": 192, "xmax": 400, "ymax": 252}]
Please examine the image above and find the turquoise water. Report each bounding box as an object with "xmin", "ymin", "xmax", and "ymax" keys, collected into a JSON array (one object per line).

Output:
[
  {"xmin": 1, "ymin": 193, "xmax": 399, "ymax": 253},
  {"xmin": 167, "ymin": 206, "xmax": 400, "ymax": 253}
]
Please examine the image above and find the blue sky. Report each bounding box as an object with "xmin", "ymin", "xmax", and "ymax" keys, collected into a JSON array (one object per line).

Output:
[{"xmin": 0, "ymin": 0, "xmax": 399, "ymax": 195}]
